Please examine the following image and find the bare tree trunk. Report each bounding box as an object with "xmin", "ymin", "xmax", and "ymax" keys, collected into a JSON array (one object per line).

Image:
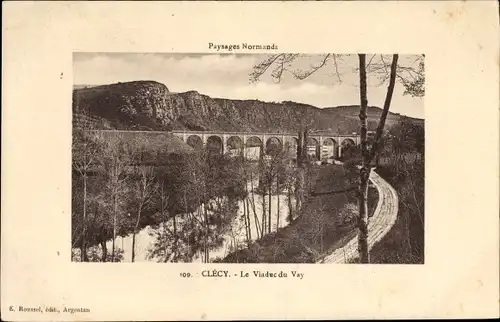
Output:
[
  {"xmin": 245, "ymin": 199, "xmax": 252, "ymax": 242},
  {"xmin": 81, "ymin": 175, "xmax": 88, "ymax": 262},
  {"xmin": 357, "ymin": 54, "xmax": 370, "ymax": 264},
  {"xmin": 249, "ymin": 172, "xmax": 261, "ymax": 239},
  {"xmin": 300, "ymin": 129, "xmax": 309, "ymax": 206},
  {"xmin": 268, "ymin": 181, "xmax": 272, "ymax": 234},
  {"xmin": 295, "ymin": 175, "xmax": 301, "ymax": 212},
  {"xmin": 173, "ymin": 215, "xmax": 178, "ymax": 262},
  {"xmin": 297, "ymin": 168, "xmax": 305, "ymax": 211},
  {"xmin": 258, "ymin": 153, "xmax": 267, "ymax": 235},
  {"xmin": 242, "ymin": 196, "xmax": 249, "ymax": 243},
  {"xmin": 101, "ymin": 240, "xmax": 107, "ymax": 262},
  {"xmin": 111, "ymin": 192, "xmax": 117, "ymax": 262},
  {"xmin": 369, "ymin": 54, "xmax": 399, "ymax": 161},
  {"xmin": 252, "ymin": 200, "xmax": 261, "ymax": 240},
  {"xmin": 203, "ymin": 204, "xmax": 209, "ymax": 263},
  {"xmin": 131, "ymin": 205, "xmax": 143, "ymax": 263},
  {"xmin": 261, "ymin": 182, "xmax": 267, "ymax": 235},
  {"xmin": 356, "ymin": 54, "xmax": 399, "ymax": 264},
  {"xmin": 303, "ymin": 129, "xmax": 309, "ymax": 164},
  {"xmin": 243, "ymin": 175, "xmax": 251, "ymax": 242},
  {"xmin": 131, "ymin": 233, "xmax": 137, "ymax": 262},
  {"xmin": 297, "ymin": 131, "xmax": 303, "ymax": 166},
  {"xmin": 276, "ymin": 177, "xmax": 280, "ymax": 230},
  {"xmin": 357, "ymin": 169, "xmax": 370, "ymax": 264}
]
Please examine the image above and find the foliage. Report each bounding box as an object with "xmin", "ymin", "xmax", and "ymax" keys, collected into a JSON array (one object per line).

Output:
[
  {"xmin": 369, "ymin": 116, "xmax": 425, "ymax": 263},
  {"xmin": 335, "ymin": 203, "xmax": 358, "ymax": 227},
  {"xmin": 72, "ymin": 247, "xmax": 124, "ymax": 263},
  {"xmin": 389, "ymin": 117, "xmax": 425, "ymax": 155},
  {"xmin": 402, "ymin": 59, "xmax": 425, "ymax": 97},
  {"xmin": 72, "ymin": 129, "xmax": 253, "ymax": 262},
  {"xmin": 371, "ymin": 160, "xmax": 424, "ymax": 264}
]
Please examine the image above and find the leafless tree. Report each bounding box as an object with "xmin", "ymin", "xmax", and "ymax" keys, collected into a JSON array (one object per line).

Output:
[
  {"xmin": 100, "ymin": 133, "xmax": 131, "ymax": 262},
  {"xmin": 130, "ymin": 165, "xmax": 159, "ymax": 262},
  {"xmin": 247, "ymin": 168, "xmax": 262, "ymax": 240},
  {"xmin": 72, "ymin": 120, "xmax": 104, "ymax": 261},
  {"xmin": 250, "ymin": 53, "xmax": 424, "ymax": 263}
]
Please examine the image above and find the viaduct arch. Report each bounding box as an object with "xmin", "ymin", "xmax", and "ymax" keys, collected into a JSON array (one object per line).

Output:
[{"xmin": 171, "ymin": 130, "xmax": 360, "ymax": 159}]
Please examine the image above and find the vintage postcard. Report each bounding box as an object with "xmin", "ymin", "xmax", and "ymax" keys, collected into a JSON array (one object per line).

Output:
[{"xmin": 2, "ymin": 1, "xmax": 499, "ymax": 321}]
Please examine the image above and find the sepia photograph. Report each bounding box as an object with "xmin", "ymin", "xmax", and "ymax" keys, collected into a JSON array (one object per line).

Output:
[{"xmin": 71, "ymin": 53, "xmax": 425, "ymax": 264}]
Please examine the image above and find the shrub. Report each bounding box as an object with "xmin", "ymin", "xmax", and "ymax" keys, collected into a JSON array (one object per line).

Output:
[{"xmin": 335, "ymin": 203, "xmax": 358, "ymax": 227}]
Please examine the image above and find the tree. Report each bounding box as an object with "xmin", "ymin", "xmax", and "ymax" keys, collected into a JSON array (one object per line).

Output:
[
  {"xmin": 401, "ymin": 57, "xmax": 425, "ymax": 98},
  {"xmin": 72, "ymin": 126, "xmax": 104, "ymax": 261},
  {"xmin": 281, "ymin": 160, "xmax": 297, "ymax": 223},
  {"xmin": 130, "ymin": 165, "xmax": 158, "ymax": 262},
  {"xmin": 386, "ymin": 117, "xmax": 425, "ymax": 170},
  {"xmin": 100, "ymin": 133, "xmax": 131, "ymax": 262},
  {"xmin": 260, "ymin": 148, "xmax": 288, "ymax": 233},
  {"xmin": 258, "ymin": 152, "xmax": 268, "ymax": 235},
  {"xmin": 83, "ymin": 184, "xmax": 112, "ymax": 262},
  {"xmin": 248, "ymin": 166, "xmax": 262, "ymax": 240},
  {"xmin": 148, "ymin": 149, "xmax": 248, "ymax": 263},
  {"xmin": 250, "ymin": 54, "xmax": 424, "ymax": 263},
  {"xmin": 294, "ymin": 128, "xmax": 311, "ymax": 214},
  {"xmin": 240, "ymin": 158, "xmax": 254, "ymax": 244},
  {"xmin": 152, "ymin": 166, "xmax": 175, "ymax": 261}
]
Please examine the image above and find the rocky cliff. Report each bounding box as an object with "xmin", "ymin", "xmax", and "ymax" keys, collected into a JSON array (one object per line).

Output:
[{"xmin": 73, "ymin": 81, "xmax": 422, "ymax": 133}]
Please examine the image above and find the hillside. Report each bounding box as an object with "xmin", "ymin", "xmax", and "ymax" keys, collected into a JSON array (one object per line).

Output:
[{"xmin": 73, "ymin": 81, "xmax": 423, "ymax": 134}]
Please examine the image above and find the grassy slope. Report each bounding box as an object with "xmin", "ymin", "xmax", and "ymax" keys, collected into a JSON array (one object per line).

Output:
[
  {"xmin": 369, "ymin": 157, "xmax": 425, "ymax": 264},
  {"xmin": 220, "ymin": 164, "xmax": 378, "ymax": 263}
]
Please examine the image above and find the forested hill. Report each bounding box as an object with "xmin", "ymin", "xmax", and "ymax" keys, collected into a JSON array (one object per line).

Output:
[{"xmin": 73, "ymin": 81, "xmax": 423, "ymax": 133}]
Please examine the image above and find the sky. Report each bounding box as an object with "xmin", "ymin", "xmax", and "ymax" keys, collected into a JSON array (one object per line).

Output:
[{"xmin": 73, "ymin": 53, "xmax": 424, "ymax": 119}]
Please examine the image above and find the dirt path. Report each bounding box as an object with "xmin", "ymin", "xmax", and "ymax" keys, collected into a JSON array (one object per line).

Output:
[{"xmin": 317, "ymin": 170, "xmax": 399, "ymax": 263}]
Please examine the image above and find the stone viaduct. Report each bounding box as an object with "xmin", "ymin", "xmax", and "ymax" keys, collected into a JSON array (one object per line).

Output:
[{"xmin": 171, "ymin": 130, "xmax": 360, "ymax": 160}]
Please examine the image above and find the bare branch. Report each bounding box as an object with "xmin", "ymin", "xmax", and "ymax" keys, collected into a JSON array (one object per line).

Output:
[
  {"xmin": 366, "ymin": 54, "xmax": 377, "ymax": 69},
  {"xmin": 332, "ymin": 54, "xmax": 342, "ymax": 83},
  {"xmin": 380, "ymin": 55, "xmax": 390, "ymax": 74},
  {"xmin": 250, "ymin": 53, "xmax": 424, "ymax": 99},
  {"xmin": 398, "ymin": 66, "xmax": 424, "ymax": 77},
  {"xmin": 249, "ymin": 54, "xmax": 285, "ymax": 83},
  {"xmin": 270, "ymin": 54, "xmax": 299, "ymax": 83},
  {"xmin": 291, "ymin": 54, "xmax": 330, "ymax": 80}
]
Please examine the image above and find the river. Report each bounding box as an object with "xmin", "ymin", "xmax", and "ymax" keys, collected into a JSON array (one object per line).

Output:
[
  {"xmin": 72, "ymin": 146, "xmax": 297, "ymax": 262},
  {"xmin": 100, "ymin": 176, "xmax": 296, "ymax": 263}
]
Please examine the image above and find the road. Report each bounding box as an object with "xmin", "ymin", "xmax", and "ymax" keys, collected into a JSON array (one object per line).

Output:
[{"xmin": 317, "ymin": 170, "xmax": 399, "ymax": 263}]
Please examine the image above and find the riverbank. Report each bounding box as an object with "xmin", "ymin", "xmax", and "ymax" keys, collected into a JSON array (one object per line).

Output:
[
  {"xmin": 72, "ymin": 170, "xmax": 297, "ymax": 263},
  {"xmin": 219, "ymin": 164, "xmax": 378, "ymax": 263}
]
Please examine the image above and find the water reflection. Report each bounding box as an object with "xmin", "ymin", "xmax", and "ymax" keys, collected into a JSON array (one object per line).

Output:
[{"xmin": 105, "ymin": 177, "xmax": 296, "ymax": 263}]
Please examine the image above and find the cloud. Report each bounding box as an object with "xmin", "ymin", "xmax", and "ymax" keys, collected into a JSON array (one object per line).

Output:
[{"xmin": 74, "ymin": 53, "xmax": 258, "ymax": 88}]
